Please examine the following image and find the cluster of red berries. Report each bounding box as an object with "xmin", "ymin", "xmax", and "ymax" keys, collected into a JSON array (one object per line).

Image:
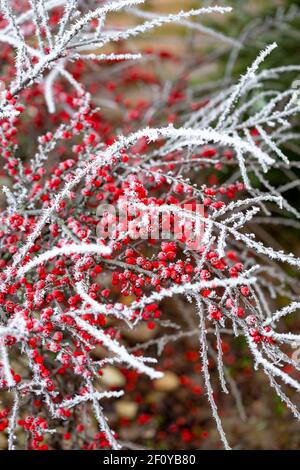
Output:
[{"xmin": 0, "ymin": 15, "xmax": 275, "ymax": 449}]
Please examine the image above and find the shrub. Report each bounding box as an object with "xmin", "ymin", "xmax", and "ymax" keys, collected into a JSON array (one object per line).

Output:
[{"xmin": 0, "ymin": 0, "xmax": 300, "ymax": 450}]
